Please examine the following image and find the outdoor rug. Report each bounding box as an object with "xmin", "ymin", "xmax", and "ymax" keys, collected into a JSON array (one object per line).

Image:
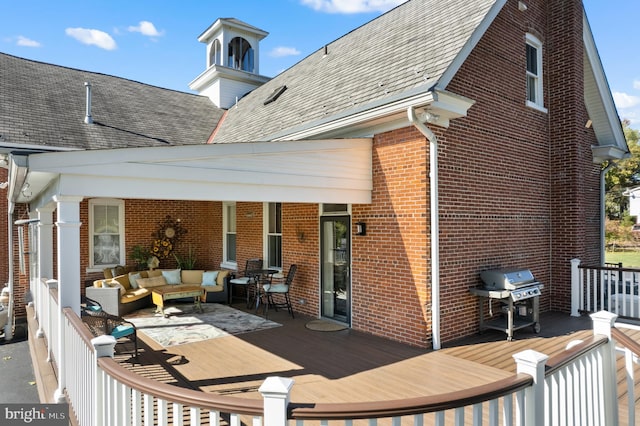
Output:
[{"xmin": 125, "ymin": 303, "xmax": 281, "ymax": 347}]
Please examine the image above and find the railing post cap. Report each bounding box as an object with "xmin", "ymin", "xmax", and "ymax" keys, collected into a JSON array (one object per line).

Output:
[
  {"xmin": 259, "ymin": 376, "xmax": 295, "ymax": 395},
  {"xmin": 91, "ymin": 334, "xmax": 116, "ymax": 358},
  {"xmin": 570, "ymin": 258, "xmax": 581, "ymax": 265},
  {"xmin": 512, "ymin": 349, "xmax": 549, "ymax": 364}
]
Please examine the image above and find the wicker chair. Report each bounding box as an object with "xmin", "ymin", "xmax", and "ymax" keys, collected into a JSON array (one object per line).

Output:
[
  {"xmin": 81, "ymin": 297, "xmax": 138, "ymax": 359},
  {"xmin": 262, "ymin": 264, "xmax": 297, "ymax": 319}
]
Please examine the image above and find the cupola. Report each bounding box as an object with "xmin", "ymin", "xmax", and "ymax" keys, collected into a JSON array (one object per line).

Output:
[{"xmin": 189, "ymin": 18, "xmax": 271, "ymax": 109}]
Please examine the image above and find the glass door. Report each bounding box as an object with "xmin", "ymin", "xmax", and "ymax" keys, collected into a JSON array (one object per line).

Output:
[{"xmin": 320, "ymin": 216, "xmax": 350, "ymax": 323}]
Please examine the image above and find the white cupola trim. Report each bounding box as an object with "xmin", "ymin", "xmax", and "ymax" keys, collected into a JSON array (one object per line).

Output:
[{"xmin": 189, "ymin": 18, "xmax": 271, "ymax": 109}]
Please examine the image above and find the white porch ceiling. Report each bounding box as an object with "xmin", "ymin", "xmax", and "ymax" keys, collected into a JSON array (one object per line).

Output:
[{"xmin": 25, "ymin": 139, "xmax": 372, "ymax": 207}]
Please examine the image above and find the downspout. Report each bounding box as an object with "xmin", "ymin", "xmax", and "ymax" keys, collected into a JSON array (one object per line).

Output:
[
  {"xmin": 408, "ymin": 106, "xmax": 441, "ymax": 350},
  {"xmin": 601, "ymin": 161, "xmax": 616, "ymax": 264},
  {"xmin": 5, "ymin": 204, "xmax": 14, "ymax": 340}
]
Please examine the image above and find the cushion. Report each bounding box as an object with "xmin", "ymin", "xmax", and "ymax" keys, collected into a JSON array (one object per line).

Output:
[
  {"xmin": 111, "ymin": 324, "xmax": 135, "ymax": 339},
  {"xmin": 202, "ymin": 271, "xmax": 219, "ymax": 286},
  {"xmin": 103, "ymin": 268, "xmax": 114, "ymax": 279},
  {"xmin": 136, "ymin": 275, "xmax": 168, "ymax": 289},
  {"xmin": 106, "ymin": 281, "xmax": 126, "ymax": 296},
  {"xmin": 181, "ymin": 270, "xmax": 204, "ymax": 285},
  {"xmin": 217, "ymin": 270, "xmax": 230, "ymax": 285},
  {"xmin": 147, "ymin": 270, "xmax": 163, "ymax": 278},
  {"xmin": 230, "ymin": 276, "xmax": 250, "ymax": 285},
  {"xmin": 162, "ymin": 269, "xmax": 181, "ymax": 285},
  {"xmin": 112, "ymin": 274, "xmax": 131, "ymax": 291},
  {"xmin": 128, "ymin": 272, "xmax": 142, "ymax": 289}
]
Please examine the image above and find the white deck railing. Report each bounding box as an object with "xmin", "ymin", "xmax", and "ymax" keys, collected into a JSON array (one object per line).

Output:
[
  {"xmin": 32, "ymin": 277, "xmax": 636, "ymax": 426},
  {"xmin": 571, "ymin": 258, "xmax": 640, "ymax": 318}
]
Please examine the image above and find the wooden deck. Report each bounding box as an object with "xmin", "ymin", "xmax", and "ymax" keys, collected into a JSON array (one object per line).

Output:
[{"xmin": 113, "ymin": 304, "xmax": 598, "ymax": 404}]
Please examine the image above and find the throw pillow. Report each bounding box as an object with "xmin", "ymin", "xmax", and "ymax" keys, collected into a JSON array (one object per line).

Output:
[
  {"xmin": 202, "ymin": 271, "xmax": 219, "ymax": 286},
  {"xmin": 136, "ymin": 275, "xmax": 168, "ymax": 288},
  {"xmin": 128, "ymin": 272, "xmax": 142, "ymax": 289},
  {"xmin": 106, "ymin": 281, "xmax": 126, "ymax": 296},
  {"xmin": 162, "ymin": 269, "xmax": 181, "ymax": 285}
]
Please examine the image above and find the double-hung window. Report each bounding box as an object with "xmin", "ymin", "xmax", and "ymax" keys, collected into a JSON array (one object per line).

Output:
[
  {"xmin": 525, "ymin": 33, "xmax": 546, "ymax": 112},
  {"xmin": 265, "ymin": 202, "xmax": 282, "ymax": 270},
  {"xmin": 223, "ymin": 202, "xmax": 237, "ymax": 267},
  {"xmin": 89, "ymin": 199, "xmax": 125, "ymax": 268}
]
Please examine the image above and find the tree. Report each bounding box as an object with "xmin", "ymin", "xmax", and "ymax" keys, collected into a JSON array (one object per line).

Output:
[{"xmin": 605, "ymin": 120, "xmax": 640, "ymax": 219}]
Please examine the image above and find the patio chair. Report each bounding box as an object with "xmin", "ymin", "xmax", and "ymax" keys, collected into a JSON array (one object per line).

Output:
[
  {"xmin": 81, "ymin": 297, "xmax": 138, "ymax": 359},
  {"xmin": 262, "ymin": 264, "xmax": 297, "ymax": 319},
  {"xmin": 230, "ymin": 258, "xmax": 263, "ymax": 307}
]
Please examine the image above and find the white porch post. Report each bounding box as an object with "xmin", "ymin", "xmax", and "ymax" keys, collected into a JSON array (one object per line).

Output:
[
  {"xmin": 259, "ymin": 377, "xmax": 294, "ymax": 426},
  {"xmin": 53, "ymin": 195, "xmax": 82, "ymax": 403},
  {"xmin": 570, "ymin": 258, "xmax": 581, "ymax": 317},
  {"xmin": 35, "ymin": 207, "xmax": 54, "ymax": 337},
  {"xmin": 513, "ymin": 349, "xmax": 548, "ymax": 426},
  {"xmin": 591, "ymin": 310, "xmax": 619, "ymax": 426}
]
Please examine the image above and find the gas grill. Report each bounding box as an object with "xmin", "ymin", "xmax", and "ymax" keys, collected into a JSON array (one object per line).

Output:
[{"xmin": 469, "ymin": 268, "xmax": 543, "ymax": 341}]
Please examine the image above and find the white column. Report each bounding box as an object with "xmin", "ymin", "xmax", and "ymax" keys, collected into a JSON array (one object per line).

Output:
[
  {"xmin": 259, "ymin": 376, "xmax": 294, "ymax": 426},
  {"xmin": 35, "ymin": 207, "xmax": 54, "ymax": 337},
  {"xmin": 590, "ymin": 310, "xmax": 619, "ymax": 426},
  {"xmin": 513, "ymin": 349, "xmax": 548, "ymax": 426},
  {"xmin": 570, "ymin": 258, "xmax": 581, "ymax": 317},
  {"xmin": 53, "ymin": 195, "xmax": 83, "ymax": 403}
]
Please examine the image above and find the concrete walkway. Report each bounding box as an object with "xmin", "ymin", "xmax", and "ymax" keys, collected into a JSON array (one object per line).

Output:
[{"xmin": 0, "ymin": 321, "xmax": 40, "ymax": 403}]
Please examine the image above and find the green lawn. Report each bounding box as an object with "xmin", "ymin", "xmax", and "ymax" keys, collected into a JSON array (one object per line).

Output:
[{"xmin": 605, "ymin": 251, "xmax": 640, "ymax": 267}]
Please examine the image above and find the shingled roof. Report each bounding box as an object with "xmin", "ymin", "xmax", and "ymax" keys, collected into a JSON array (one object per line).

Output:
[
  {"xmin": 212, "ymin": 0, "xmax": 499, "ymax": 143},
  {"xmin": 0, "ymin": 52, "xmax": 223, "ymax": 151}
]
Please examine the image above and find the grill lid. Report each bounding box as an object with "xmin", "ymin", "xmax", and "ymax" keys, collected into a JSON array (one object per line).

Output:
[{"xmin": 480, "ymin": 268, "xmax": 536, "ymax": 289}]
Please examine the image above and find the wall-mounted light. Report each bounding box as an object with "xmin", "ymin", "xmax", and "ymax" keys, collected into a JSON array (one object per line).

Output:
[{"xmin": 355, "ymin": 221, "xmax": 366, "ymax": 236}]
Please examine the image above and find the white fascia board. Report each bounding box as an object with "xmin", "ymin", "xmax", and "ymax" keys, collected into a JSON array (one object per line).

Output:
[
  {"xmin": 583, "ymin": 12, "xmax": 627, "ymax": 153},
  {"xmin": 28, "ymin": 138, "xmax": 373, "ymax": 204},
  {"xmin": 269, "ymin": 88, "xmax": 475, "ymax": 141}
]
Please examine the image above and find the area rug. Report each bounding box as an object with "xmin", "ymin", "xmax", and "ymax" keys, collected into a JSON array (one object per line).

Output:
[
  {"xmin": 305, "ymin": 319, "xmax": 347, "ymax": 332},
  {"xmin": 125, "ymin": 303, "xmax": 281, "ymax": 347}
]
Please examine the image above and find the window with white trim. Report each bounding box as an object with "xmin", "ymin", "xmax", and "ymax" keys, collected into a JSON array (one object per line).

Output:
[
  {"xmin": 223, "ymin": 202, "xmax": 237, "ymax": 266},
  {"xmin": 209, "ymin": 39, "xmax": 222, "ymax": 67},
  {"xmin": 89, "ymin": 199, "xmax": 125, "ymax": 268},
  {"xmin": 526, "ymin": 33, "xmax": 546, "ymax": 111},
  {"xmin": 264, "ymin": 202, "xmax": 282, "ymax": 270}
]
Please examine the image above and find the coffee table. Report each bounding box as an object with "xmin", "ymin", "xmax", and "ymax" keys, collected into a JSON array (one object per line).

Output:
[{"xmin": 151, "ymin": 286, "xmax": 204, "ymax": 316}]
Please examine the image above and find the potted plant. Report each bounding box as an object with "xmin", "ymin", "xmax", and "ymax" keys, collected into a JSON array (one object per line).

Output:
[
  {"xmin": 129, "ymin": 245, "xmax": 151, "ymax": 271},
  {"xmin": 174, "ymin": 246, "xmax": 197, "ymax": 270}
]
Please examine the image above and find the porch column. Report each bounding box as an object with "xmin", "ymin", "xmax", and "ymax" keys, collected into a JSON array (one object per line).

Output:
[
  {"xmin": 35, "ymin": 207, "xmax": 54, "ymax": 337},
  {"xmin": 53, "ymin": 195, "xmax": 83, "ymax": 403}
]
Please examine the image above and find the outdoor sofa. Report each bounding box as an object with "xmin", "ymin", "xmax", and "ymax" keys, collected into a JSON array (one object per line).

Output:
[{"xmin": 86, "ymin": 268, "xmax": 231, "ymax": 316}]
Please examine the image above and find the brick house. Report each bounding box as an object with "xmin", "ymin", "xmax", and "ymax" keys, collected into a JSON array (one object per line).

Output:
[{"xmin": 0, "ymin": 0, "xmax": 627, "ymax": 348}]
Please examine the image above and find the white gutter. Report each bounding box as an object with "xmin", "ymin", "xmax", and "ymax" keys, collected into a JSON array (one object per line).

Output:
[{"xmin": 408, "ymin": 106, "xmax": 441, "ymax": 350}]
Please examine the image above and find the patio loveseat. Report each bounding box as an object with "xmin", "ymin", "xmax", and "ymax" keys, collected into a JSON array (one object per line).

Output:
[{"xmin": 86, "ymin": 269, "xmax": 231, "ymax": 316}]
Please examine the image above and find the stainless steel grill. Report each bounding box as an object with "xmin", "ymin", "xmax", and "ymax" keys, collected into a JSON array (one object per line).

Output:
[{"xmin": 470, "ymin": 268, "xmax": 543, "ymax": 341}]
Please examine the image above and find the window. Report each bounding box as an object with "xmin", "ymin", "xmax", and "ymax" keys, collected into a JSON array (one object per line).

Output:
[
  {"xmin": 525, "ymin": 34, "xmax": 546, "ymax": 112},
  {"xmin": 223, "ymin": 202, "xmax": 237, "ymax": 266},
  {"xmin": 264, "ymin": 202, "xmax": 282, "ymax": 270},
  {"xmin": 89, "ymin": 199, "xmax": 124, "ymax": 268},
  {"xmin": 209, "ymin": 39, "xmax": 222, "ymax": 67},
  {"xmin": 228, "ymin": 37, "xmax": 254, "ymax": 72}
]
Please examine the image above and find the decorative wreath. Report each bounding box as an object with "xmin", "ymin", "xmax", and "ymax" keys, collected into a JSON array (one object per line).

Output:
[{"xmin": 150, "ymin": 215, "xmax": 187, "ymax": 259}]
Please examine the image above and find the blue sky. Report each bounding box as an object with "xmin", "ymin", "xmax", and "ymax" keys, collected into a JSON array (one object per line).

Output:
[{"xmin": 1, "ymin": 0, "xmax": 637, "ymax": 126}]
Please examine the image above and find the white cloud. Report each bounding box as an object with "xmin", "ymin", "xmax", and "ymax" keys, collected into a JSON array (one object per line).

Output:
[
  {"xmin": 613, "ymin": 91, "xmax": 640, "ymax": 109},
  {"xmin": 16, "ymin": 36, "xmax": 41, "ymax": 47},
  {"xmin": 301, "ymin": 0, "xmax": 407, "ymax": 13},
  {"xmin": 65, "ymin": 27, "xmax": 117, "ymax": 50},
  {"xmin": 128, "ymin": 21, "xmax": 163, "ymax": 37},
  {"xmin": 269, "ymin": 46, "xmax": 301, "ymax": 58}
]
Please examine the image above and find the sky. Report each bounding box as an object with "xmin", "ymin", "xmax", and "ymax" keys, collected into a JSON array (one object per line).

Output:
[{"xmin": 1, "ymin": 0, "xmax": 638, "ymax": 126}]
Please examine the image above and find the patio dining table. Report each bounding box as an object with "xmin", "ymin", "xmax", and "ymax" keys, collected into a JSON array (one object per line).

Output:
[{"xmin": 250, "ymin": 269, "xmax": 279, "ymax": 311}]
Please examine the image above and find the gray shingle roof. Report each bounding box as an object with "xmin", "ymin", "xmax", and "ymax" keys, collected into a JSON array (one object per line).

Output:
[
  {"xmin": 213, "ymin": 0, "xmax": 498, "ymax": 143},
  {"xmin": 0, "ymin": 52, "xmax": 223, "ymax": 151}
]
